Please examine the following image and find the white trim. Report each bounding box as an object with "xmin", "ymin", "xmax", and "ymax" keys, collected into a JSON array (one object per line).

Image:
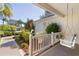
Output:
[{"xmin": 34, "ymin": 3, "xmax": 65, "ymax": 17}]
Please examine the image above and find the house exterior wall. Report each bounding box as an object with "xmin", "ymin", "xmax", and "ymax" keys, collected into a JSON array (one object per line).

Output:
[
  {"xmin": 34, "ymin": 12, "xmax": 79, "ymax": 44},
  {"xmin": 34, "ymin": 3, "xmax": 79, "ymax": 44},
  {"xmin": 59, "ymin": 14, "xmax": 79, "ymax": 44},
  {"xmin": 34, "ymin": 15, "xmax": 62, "ymax": 33}
]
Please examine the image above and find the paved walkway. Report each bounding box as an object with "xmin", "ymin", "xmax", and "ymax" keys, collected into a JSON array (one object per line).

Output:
[{"xmin": 0, "ymin": 39, "xmax": 20, "ymax": 56}]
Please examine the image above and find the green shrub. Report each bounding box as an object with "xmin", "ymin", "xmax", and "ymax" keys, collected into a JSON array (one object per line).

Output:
[
  {"xmin": 4, "ymin": 31, "xmax": 12, "ymax": 36},
  {"xmin": 14, "ymin": 31, "xmax": 21, "ymax": 35},
  {"xmin": 0, "ymin": 25, "xmax": 16, "ymax": 36},
  {"xmin": 15, "ymin": 35, "xmax": 22, "ymax": 45},
  {"xmin": 46, "ymin": 23, "xmax": 61, "ymax": 34},
  {"xmin": 0, "ymin": 25, "xmax": 16, "ymax": 31},
  {"xmin": 21, "ymin": 30, "xmax": 30, "ymax": 43},
  {"xmin": 15, "ymin": 30, "xmax": 30, "ymax": 47},
  {"xmin": 0, "ymin": 31, "xmax": 4, "ymax": 36}
]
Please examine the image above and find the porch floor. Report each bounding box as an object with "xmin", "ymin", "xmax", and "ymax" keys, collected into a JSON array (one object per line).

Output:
[{"xmin": 39, "ymin": 43, "xmax": 79, "ymax": 56}]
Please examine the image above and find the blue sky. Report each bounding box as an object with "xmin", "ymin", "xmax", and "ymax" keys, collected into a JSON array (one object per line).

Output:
[{"xmin": 10, "ymin": 3, "xmax": 45, "ymax": 22}]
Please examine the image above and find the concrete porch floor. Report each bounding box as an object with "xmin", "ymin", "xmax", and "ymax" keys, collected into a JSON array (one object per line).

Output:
[{"xmin": 39, "ymin": 43, "xmax": 79, "ymax": 56}]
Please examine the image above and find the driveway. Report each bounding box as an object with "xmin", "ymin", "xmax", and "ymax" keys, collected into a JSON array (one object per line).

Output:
[{"xmin": 0, "ymin": 39, "xmax": 20, "ymax": 56}]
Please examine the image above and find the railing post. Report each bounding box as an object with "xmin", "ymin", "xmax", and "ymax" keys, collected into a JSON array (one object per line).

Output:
[
  {"xmin": 29, "ymin": 34, "xmax": 32, "ymax": 56},
  {"xmin": 51, "ymin": 32, "xmax": 54, "ymax": 46}
]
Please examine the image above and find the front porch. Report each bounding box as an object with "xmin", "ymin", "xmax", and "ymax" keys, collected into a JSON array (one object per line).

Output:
[
  {"xmin": 30, "ymin": 3, "xmax": 79, "ymax": 56},
  {"xmin": 39, "ymin": 43, "xmax": 79, "ymax": 56},
  {"xmin": 29, "ymin": 31, "xmax": 79, "ymax": 56}
]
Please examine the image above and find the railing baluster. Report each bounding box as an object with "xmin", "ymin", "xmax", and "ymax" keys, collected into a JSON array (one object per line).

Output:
[
  {"xmin": 29, "ymin": 33, "xmax": 54, "ymax": 55},
  {"xmin": 33, "ymin": 38, "xmax": 34, "ymax": 52},
  {"xmin": 36, "ymin": 37, "xmax": 38, "ymax": 51}
]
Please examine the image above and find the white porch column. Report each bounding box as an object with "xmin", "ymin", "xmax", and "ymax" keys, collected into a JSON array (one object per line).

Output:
[
  {"xmin": 51, "ymin": 32, "xmax": 54, "ymax": 46},
  {"xmin": 29, "ymin": 34, "xmax": 32, "ymax": 56}
]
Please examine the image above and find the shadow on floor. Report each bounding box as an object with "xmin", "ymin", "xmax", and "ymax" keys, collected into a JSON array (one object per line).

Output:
[
  {"xmin": 39, "ymin": 43, "xmax": 79, "ymax": 56},
  {"xmin": 1, "ymin": 41, "xmax": 18, "ymax": 48}
]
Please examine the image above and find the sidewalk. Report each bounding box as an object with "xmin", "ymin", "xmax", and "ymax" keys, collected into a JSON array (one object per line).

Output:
[{"xmin": 0, "ymin": 39, "xmax": 20, "ymax": 56}]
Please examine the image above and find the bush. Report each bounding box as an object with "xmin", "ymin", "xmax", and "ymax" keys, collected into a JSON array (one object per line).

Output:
[
  {"xmin": 21, "ymin": 30, "xmax": 30, "ymax": 43},
  {"xmin": 46, "ymin": 23, "xmax": 61, "ymax": 34},
  {"xmin": 0, "ymin": 31, "xmax": 4, "ymax": 36},
  {"xmin": 0, "ymin": 25, "xmax": 16, "ymax": 31},
  {"xmin": 15, "ymin": 35, "xmax": 22, "ymax": 45},
  {"xmin": 14, "ymin": 31, "xmax": 21, "ymax": 35},
  {"xmin": 0, "ymin": 25, "xmax": 16, "ymax": 36},
  {"xmin": 15, "ymin": 30, "xmax": 30, "ymax": 48},
  {"xmin": 4, "ymin": 31, "xmax": 13, "ymax": 36}
]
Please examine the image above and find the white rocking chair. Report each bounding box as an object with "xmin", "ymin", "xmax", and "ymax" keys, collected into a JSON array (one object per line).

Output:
[{"xmin": 60, "ymin": 34, "xmax": 77, "ymax": 48}]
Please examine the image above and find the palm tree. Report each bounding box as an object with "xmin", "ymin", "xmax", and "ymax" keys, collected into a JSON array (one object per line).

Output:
[
  {"xmin": 3, "ymin": 4, "xmax": 12, "ymax": 17},
  {"xmin": 2, "ymin": 18, "xmax": 8, "ymax": 25},
  {"xmin": 2, "ymin": 4, "xmax": 13, "ymax": 25},
  {"xmin": 1, "ymin": 4, "xmax": 13, "ymax": 31}
]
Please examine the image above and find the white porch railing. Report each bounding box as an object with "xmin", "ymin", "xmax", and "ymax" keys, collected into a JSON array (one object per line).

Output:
[{"xmin": 29, "ymin": 32, "xmax": 60, "ymax": 56}]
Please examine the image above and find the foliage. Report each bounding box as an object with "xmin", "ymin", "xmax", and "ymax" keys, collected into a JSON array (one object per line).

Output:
[
  {"xmin": 20, "ymin": 43, "xmax": 28, "ymax": 49},
  {"xmin": 46, "ymin": 23, "xmax": 61, "ymax": 33},
  {"xmin": 0, "ymin": 25, "xmax": 16, "ymax": 31},
  {"xmin": 0, "ymin": 31, "xmax": 4, "ymax": 36},
  {"xmin": 0, "ymin": 4, "xmax": 13, "ymax": 27},
  {"xmin": 15, "ymin": 30, "xmax": 30, "ymax": 48},
  {"xmin": 15, "ymin": 35, "xmax": 21, "ymax": 45},
  {"xmin": 14, "ymin": 31, "xmax": 21, "ymax": 35},
  {"xmin": 21, "ymin": 30, "xmax": 30, "ymax": 43},
  {"xmin": 4, "ymin": 31, "xmax": 16, "ymax": 36},
  {"xmin": 3, "ymin": 4, "xmax": 13, "ymax": 17},
  {"xmin": 0, "ymin": 25, "xmax": 16, "ymax": 36},
  {"xmin": 25, "ymin": 19, "xmax": 35, "ymax": 31}
]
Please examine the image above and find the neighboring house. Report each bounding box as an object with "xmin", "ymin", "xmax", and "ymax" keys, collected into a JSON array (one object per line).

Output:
[
  {"xmin": 8, "ymin": 19, "xmax": 17, "ymax": 25},
  {"xmin": 8, "ymin": 19, "xmax": 22, "ymax": 31}
]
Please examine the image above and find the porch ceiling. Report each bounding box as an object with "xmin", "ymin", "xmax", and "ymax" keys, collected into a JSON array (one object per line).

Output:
[{"xmin": 34, "ymin": 3, "xmax": 79, "ymax": 18}]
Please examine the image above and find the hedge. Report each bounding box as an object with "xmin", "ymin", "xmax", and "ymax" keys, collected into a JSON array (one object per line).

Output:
[
  {"xmin": 0, "ymin": 25, "xmax": 16, "ymax": 36},
  {"xmin": 0, "ymin": 25, "xmax": 16, "ymax": 31}
]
